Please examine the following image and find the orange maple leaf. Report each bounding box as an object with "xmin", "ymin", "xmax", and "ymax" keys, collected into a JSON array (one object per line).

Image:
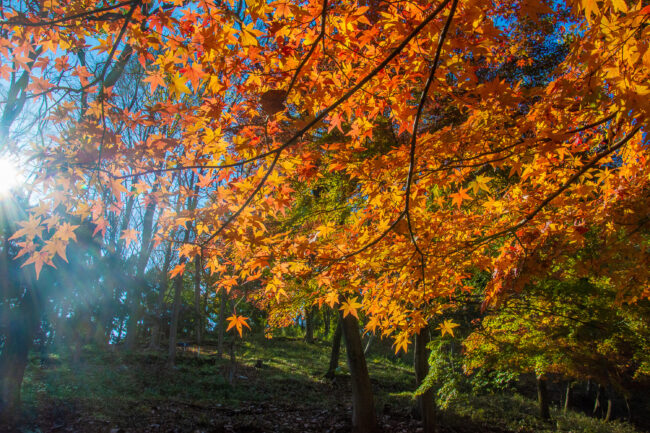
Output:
[
  {"xmin": 169, "ymin": 262, "xmax": 186, "ymax": 279},
  {"xmin": 144, "ymin": 72, "xmax": 165, "ymax": 92},
  {"xmin": 450, "ymin": 187, "xmax": 472, "ymax": 209},
  {"xmin": 120, "ymin": 229, "xmax": 139, "ymax": 247},
  {"xmin": 226, "ymin": 314, "xmax": 251, "ymax": 337}
]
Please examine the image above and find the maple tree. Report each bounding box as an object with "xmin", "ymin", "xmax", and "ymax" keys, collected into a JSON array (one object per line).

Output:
[{"xmin": 1, "ymin": 0, "xmax": 650, "ymax": 430}]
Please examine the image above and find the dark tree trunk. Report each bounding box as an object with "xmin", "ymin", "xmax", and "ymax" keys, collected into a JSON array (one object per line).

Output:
[
  {"xmin": 325, "ymin": 318, "xmax": 342, "ymax": 379},
  {"xmin": 593, "ymin": 385, "xmax": 611, "ymax": 420},
  {"xmin": 217, "ymin": 288, "xmax": 228, "ymax": 357},
  {"xmin": 0, "ymin": 289, "xmax": 39, "ymax": 423},
  {"xmin": 323, "ymin": 308, "xmax": 331, "ymax": 336},
  {"xmin": 149, "ymin": 241, "xmax": 173, "ymax": 350},
  {"xmin": 340, "ymin": 312, "xmax": 377, "ymax": 433},
  {"xmin": 304, "ymin": 306, "xmax": 316, "ymax": 343},
  {"xmin": 593, "ymin": 384, "xmax": 603, "ymax": 417},
  {"xmin": 414, "ymin": 329, "xmax": 436, "ymax": 433},
  {"xmin": 125, "ymin": 194, "xmax": 156, "ymax": 350},
  {"xmin": 167, "ymin": 258, "xmax": 185, "ymax": 368},
  {"xmin": 537, "ymin": 375, "xmax": 551, "ymax": 420},
  {"xmin": 194, "ymin": 253, "xmax": 202, "ymax": 348},
  {"xmin": 166, "ymin": 176, "xmax": 197, "ymax": 367}
]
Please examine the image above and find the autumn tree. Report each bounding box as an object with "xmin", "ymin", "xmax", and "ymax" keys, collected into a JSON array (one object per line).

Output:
[{"xmin": 2, "ymin": 0, "xmax": 650, "ymax": 430}]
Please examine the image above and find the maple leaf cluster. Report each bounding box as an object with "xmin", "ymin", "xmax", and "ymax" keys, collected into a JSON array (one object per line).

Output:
[{"xmin": 1, "ymin": 0, "xmax": 649, "ymax": 348}]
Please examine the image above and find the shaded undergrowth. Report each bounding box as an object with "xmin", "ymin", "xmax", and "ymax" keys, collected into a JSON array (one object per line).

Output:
[{"xmin": 8, "ymin": 337, "xmax": 646, "ymax": 433}]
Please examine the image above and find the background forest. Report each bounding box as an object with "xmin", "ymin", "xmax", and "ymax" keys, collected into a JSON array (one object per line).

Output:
[{"xmin": 1, "ymin": 0, "xmax": 649, "ymax": 432}]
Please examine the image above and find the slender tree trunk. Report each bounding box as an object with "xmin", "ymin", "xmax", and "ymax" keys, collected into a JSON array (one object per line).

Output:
[
  {"xmin": 323, "ymin": 308, "xmax": 331, "ymax": 336},
  {"xmin": 593, "ymin": 384, "xmax": 603, "ymax": 417},
  {"xmin": 624, "ymin": 397, "xmax": 631, "ymax": 422},
  {"xmin": 125, "ymin": 194, "xmax": 157, "ymax": 350},
  {"xmin": 166, "ymin": 175, "xmax": 196, "ymax": 367},
  {"xmin": 593, "ymin": 385, "xmax": 610, "ymax": 420},
  {"xmin": 149, "ymin": 240, "xmax": 173, "ymax": 350},
  {"xmin": 340, "ymin": 312, "xmax": 377, "ymax": 433},
  {"xmin": 194, "ymin": 253, "xmax": 202, "ymax": 348},
  {"xmin": 537, "ymin": 375, "xmax": 551, "ymax": 420},
  {"xmin": 304, "ymin": 306, "xmax": 315, "ymax": 343},
  {"xmin": 414, "ymin": 329, "xmax": 436, "ymax": 433},
  {"xmin": 363, "ymin": 334, "xmax": 374, "ymax": 356},
  {"xmin": 167, "ymin": 224, "xmax": 192, "ymax": 367},
  {"xmin": 167, "ymin": 257, "xmax": 185, "ymax": 368},
  {"xmin": 325, "ymin": 318, "xmax": 342, "ymax": 379},
  {"xmin": 564, "ymin": 381, "xmax": 572, "ymax": 414},
  {"xmin": 0, "ymin": 289, "xmax": 39, "ymax": 423},
  {"xmin": 218, "ymin": 288, "xmax": 228, "ymax": 357}
]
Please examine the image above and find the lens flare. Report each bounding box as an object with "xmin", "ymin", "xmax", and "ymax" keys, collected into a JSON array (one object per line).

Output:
[{"xmin": 0, "ymin": 157, "xmax": 22, "ymax": 196}]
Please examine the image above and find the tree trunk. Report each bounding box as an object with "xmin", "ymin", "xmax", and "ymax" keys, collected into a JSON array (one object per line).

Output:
[
  {"xmin": 537, "ymin": 375, "xmax": 551, "ymax": 420},
  {"xmin": 167, "ymin": 175, "xmax": 198, "ymax": 367},
  {"xmin": 564, "ymin": 381, "xmax": 572, "ymax": 414},
  {"xmin": 593, "ymin": 384, "xmax": 603, "ymax": 417},
  {"xmin": 167, "ymin": 257, "xmax": 185, "ymax": 368},
  {"xmin": 325, "ymin": 318, "xmax": 342, "ymax": 379},
  {"xmin": 323, "ymin": 308, "xmax": 331, "ymax": 336},
  {"xmin": 125, "ymin": 194, "xmax": 157, "ymax": 351},
  {"xmin": 363, "ymin": 334, "xmax": 374, "ymax": 356},
  {"xmin": 414, "ymin": 329, "xmax": 436, "ymax": 433},
  {"xmin": 218, "ymin": 287, "xmax": 228, "ymax": 357},
  {"xmin": 149, "ymin": 240, "xmax": 173, "ymax": 350},
  {"xmin": 304, "ymin": 306, "xmax": 315, "ymax": 343},
  {"xmin": 0, "ymin": 289, "xmax": 39, "ymax": 423},
  {"xmin": 340, "ymin": 312, "xmax": 377, "ymax": 433},
  {"xmin": 194, "ymin": 253, "xmax": 202, "ymax": 348}
]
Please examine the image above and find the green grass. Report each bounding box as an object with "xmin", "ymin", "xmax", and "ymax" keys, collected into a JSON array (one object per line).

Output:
[
  {"xmin": 442, "ymin": 393, "xmax": 641, "ymax": 433},
  {"xmin": 16, "ymin": 338, "xmax": 646, "ymax": 433}
]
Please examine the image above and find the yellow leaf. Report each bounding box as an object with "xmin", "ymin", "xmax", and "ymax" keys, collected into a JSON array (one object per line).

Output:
[
  {"xmin": 437, "ymin": 320, "xmax": 460, "ymax": 337},
  {"xmin": 172, "ymin": 73, "xmax": 191, "ymax": 95},
  {"xmin": 340, "ymin": 297, "xmax": 362, "ymax": 318},
  {"xmin": 610, "ymin": 0, "xmax": 628, "ymax": 13}
]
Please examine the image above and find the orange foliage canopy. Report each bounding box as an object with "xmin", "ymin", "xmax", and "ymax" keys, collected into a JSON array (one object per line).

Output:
[{"xmin": 3, "ymin": 0, "xmax": 649, "ymax": 346}]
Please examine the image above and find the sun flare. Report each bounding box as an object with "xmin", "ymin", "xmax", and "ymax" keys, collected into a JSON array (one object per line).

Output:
[{"xmin": 0, "ymin": 156, "xmax": 23, "ymax": 196}]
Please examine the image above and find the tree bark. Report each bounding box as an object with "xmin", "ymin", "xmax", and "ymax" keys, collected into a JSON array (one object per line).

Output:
[
  {"xmin": 304, "ymin": 306, "xmax": 315, "ymax": 343},
  {"xmin": 125, "ymin": 193, "xmax": 156, "ymax": 350},
  {"xmin": 414, "ymin": 329, "xmax": 436, "ymax": 433},
  {"xmin": 194, "ymin": 253, "xmax": 202, "ymax": 348},
  {"xmin": 167, "ymin": 257, "xmax": 185, "ymax": 368},
  {"xmin": 537, "ymin": 375, "xmax": 551, "ymax": 420},
  {"xmin": 0, "ymin": 288, "xmax": 39, "ymax": 423},
  {"xmin": 563, "ymin": 381, "xmax": 572, "ymax": 414},
  {"xmin": 166, "ymin": 175, "xmax": 197, "ymax": 367},
  {"xmin": 325, "ymin": 318, "xmax": 342, "ymax": 379},
  {"xmin": 217, "ymin": 287, "xmax": 228, "ymax": 357},
  {"xmin": 323, "ymin": 308, "xmax": 331, "ymax": 336},
  {"xmin": 149, "ymin": 240, "xmax": 173, "ymax": 350},
  {"xmin": 340, "ymin": 312, "xmax": 377, "ymax": 433}
]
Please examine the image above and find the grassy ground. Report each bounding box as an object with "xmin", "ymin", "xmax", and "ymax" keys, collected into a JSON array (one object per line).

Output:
[{"xmin": 8, "ymin": 337, "xmax": 646, "ymax": 433}]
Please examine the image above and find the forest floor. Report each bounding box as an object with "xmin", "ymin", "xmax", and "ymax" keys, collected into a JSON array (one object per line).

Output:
[{"xmin": 8, "ymin": 337, "xmax": 645, "ymax": 433}]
